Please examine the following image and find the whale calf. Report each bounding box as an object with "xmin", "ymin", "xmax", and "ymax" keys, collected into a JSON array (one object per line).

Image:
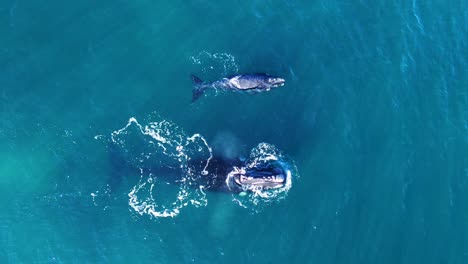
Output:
[{"xmin": 191, "ymin": 73, "xmax": 285, "ymax": 102}]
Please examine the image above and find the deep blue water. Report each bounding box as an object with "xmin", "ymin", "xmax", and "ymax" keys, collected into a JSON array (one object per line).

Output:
[{"xmin": 1, "ymin": 0, "xmax": 467, "ymax": 263}]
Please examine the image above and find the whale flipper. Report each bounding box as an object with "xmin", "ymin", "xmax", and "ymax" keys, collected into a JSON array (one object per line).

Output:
[{"xmin": 191, "ymin": 74, "xmax": 203, "ymax": 84}]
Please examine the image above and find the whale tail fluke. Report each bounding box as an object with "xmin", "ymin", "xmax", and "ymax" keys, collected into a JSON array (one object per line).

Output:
[{"xmin": 191, "ymin": 74, "xmax": 207, "ymax": 102}]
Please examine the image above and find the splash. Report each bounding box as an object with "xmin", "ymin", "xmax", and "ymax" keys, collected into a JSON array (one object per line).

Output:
[
  {"xmin": 111, "ymin": 117, "xmax": 212, "ymax": 218},
  {"xmin": 190, "ymin": 51, "xmax": 239, "ymax": 76},
  {"xmin": 227, "ymin": 143, "xmax": 296, "ymax": 212}
]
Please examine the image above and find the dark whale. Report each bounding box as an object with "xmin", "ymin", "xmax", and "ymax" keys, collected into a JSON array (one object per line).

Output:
[
  {"xmin": 108, "ymin": 145, "xmax": 290, "ymax": 194},
  {"xmin": 191, "ymin": 73, "xmax": 285, "ymax": 102},
  {"xmin": 190, "ymin": 156, "xmax": 290, "ymax": 193}
]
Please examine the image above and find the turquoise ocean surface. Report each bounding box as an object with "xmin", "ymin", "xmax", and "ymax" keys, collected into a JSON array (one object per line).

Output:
[{"xmin": 1, "ymin": 0, "xmax": 468, "ymax": 263}]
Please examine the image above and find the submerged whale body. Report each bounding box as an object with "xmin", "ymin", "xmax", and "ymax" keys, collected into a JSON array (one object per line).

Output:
[
  {"xmin": 191, "ymin": 73, "xmax": 286, "ymax": 102},
  {"xmin": 108, "ymin": 118, "xmax": 293, "ymax": 196},
  {"xmin": 109, "ymin": 144, "xmax": 291, "ymax": 194}
]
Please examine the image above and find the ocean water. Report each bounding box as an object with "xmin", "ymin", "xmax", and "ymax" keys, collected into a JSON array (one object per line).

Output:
[{"xmin": 1, "ymin": 0, "xmax": 467, "ymax": 263}]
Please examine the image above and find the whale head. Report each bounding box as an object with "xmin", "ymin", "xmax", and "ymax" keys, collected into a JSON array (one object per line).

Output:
[
  {"xmin": 266, "ymin": 77, "xmax": 285, "ymax": 88},
  {"xmin": 230, "ymin": 161, "xmax": 289, "ymax": 190}
]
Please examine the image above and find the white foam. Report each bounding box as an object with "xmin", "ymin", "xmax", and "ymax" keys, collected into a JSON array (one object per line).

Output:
[
  {"xmin": 112, "ymin": 117, "xmax": 211, "ymax": 218},
  {"xmin": 229, "ymin": 143, "xmax": 296, "ymax": 211},
  {"xmin": 190, "ymin": 51, "xmax": 239, "ymax": 75}
]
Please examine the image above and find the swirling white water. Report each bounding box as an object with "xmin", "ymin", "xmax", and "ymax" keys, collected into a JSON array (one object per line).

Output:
[
  {"xmin": 107, "ymin": 117, "xmax": 295, "ymax": 218},
  {"xmin": 110, "ymin": 117, "xmax": 212, "ymax": 218},
  {"xmin": 227, "ymin": 143, "xmax": 295, "ymax": 210},
  {"xmin": 190, "ymin": 51, "xmax": 239, "ymax": 76}
]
